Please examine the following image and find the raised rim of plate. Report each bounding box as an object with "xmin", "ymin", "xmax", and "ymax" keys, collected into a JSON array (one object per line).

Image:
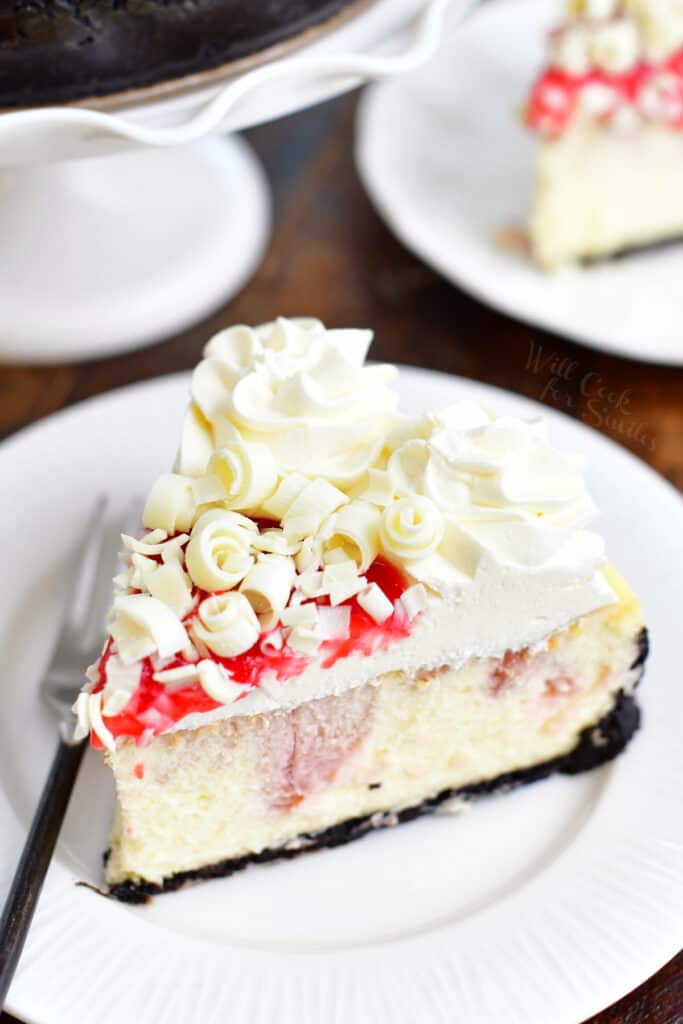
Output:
[{"xmin": 1, "ymin": 369, "xmax": 681, "ymax": 1024}]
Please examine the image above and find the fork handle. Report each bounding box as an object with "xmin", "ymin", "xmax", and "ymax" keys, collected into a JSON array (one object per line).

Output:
[{"xmin": 0, "ymin": 736, "xmax": 86, "ymax": 1008}]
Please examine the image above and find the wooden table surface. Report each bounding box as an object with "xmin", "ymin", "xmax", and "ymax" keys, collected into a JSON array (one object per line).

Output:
[{"xmin": 1, "ymin": 93, "xmax": 681, "ymax": 1023}]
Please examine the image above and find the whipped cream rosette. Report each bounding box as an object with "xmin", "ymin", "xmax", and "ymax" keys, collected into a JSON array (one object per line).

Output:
[{"xmin": 178, "ymin": 317, "xmax": 398, "ymax": 492}]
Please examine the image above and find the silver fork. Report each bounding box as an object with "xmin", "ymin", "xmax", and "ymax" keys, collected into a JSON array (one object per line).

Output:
[{"xmin": 0, "ymin": 496, "xmax": 132, "ymax": 1008}]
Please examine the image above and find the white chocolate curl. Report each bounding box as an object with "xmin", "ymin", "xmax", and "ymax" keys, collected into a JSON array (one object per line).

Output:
[
  {"xmin": 142, "ymin": 561, "xmax": 194, "ymax": 618},
  {"xmin": 177, "ymin": 403, "xmax": 214, "ymax": 477},
  {"xmin": 207, "ymin": 439, "xmax": 278, "ymax": 512},
  {"xmin": 143, "ymin": 473, "xmax": 196, "ymax": 534},
  {"xmin": 253, "ymin": 529, "xmax": 300, "ymax": 556},
  {"xmin": 380, "ymin": 496, "xmax": 444, "ymax": 563},
  {"xmin": 196, "ymin": 660, "xmax": 248, "ymax": 704},
  {"xmin": 185, "ymin": 509, "xmax": 256, "ymax": 591},
  {"xmin": 282, "ymin": 478, "xmax": 348, "ymax": 542},
  {"xmin": 191, "ymin": 592, "xmax": 260, "ymax": 658},
  {"xmin": 122, "ymin": 530, "xmax": 188, "ymax": 557},
  {"xmin": 322, "ymin": 559, "xmax": 367, "ymax": 606},
  {"xmin": 360, "ymin": 468, "xmax": 395, "ymax": 507},
  {"xmin": 239, "ymin": 554, "xmax": 296, "ymax": 630},
  {"xmin": 320, "ymin": 500, "xmax": 380, "ymax": 572},
  {"xmin": 87, "ymin": 692, "xmax": 115, "ymax": 751},
  {"xmin": 110, "ymin": 594, "xmax": 188, "ymax": 666},
  {"xmin": 261, "ymin": 473, "xmax": 308, "ymax": 520}
]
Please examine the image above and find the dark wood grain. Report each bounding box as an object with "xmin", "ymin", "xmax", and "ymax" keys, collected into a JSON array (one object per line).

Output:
[{"xmin": 1, "ymin": 92, "xmax": 681, "ymax": 1023}]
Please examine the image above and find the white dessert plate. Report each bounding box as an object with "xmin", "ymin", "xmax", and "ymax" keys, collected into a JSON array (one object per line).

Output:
[
  {"xmin": 1, "ymin": 368, "xmax": 681, "ymax": 1024},
  {"xmin": 356, "ymin": 0, "xmax": 683, "ymax": 366}
]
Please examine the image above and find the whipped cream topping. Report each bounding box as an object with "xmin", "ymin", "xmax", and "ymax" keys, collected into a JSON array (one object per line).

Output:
[
  {"xmin": 382, "ymin": 402, "xmax": 597, "ymax": 587},
  {"xmin": 76, "ymin": 318, "xmax": 615, "ymax": 749},
  {"xmin": 180, "ymin": 317, "xmax": 398, "ymax": 487},
  {"xmin": 527, "ymin": 1, "xmax": 683, "ymax": 136}
]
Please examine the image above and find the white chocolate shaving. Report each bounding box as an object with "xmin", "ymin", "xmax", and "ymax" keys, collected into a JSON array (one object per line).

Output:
[
  {"xmin": 196, "ymin": 660, "xmax": 248, "ymax": 705},
  {"xmin": 112, "ymin": 570, "xmax": 133, "ymax": 592},
  {"xmin": 190, "ymin": 474, "xmax": 227, "ymax": 506},
  {"xmin": 320, "ymin": 500, "xmax": 380, "ymax": 572},
  {"xmin": 282, "ymin": 479, "xmax": 348, "ymax": 542},
  {"xmin": 239, "ymin": 554, "xmax": 296, "ymax": 630},
  {"xmin": 122, "ymin": 529, "xmax": 165, "ymax": 552},
  {"xmin": 323, "ymin": 546, "xmax": 350, "ymax": 565},
  {"xmin": 317, "ymin": 604, "xmax": 351, "ymax": 640},
  {"xmin": 295, "ymin": 537, "xmax": 320, "ymax": 573},
  {"xmin": 100, "ymin": 656, "xmax": 140, "ymax": 716},
  {"xmin": 102, "ymin": 689, "xmax": 134, "ymax": 717},
  {"xmin": 143, "ymin": 473, "xmax": 196, "ymax": 534},
  {"xmin": 140, "ymin": 560, "xmax": 194, "ymax": 618},
  {"xmin": 280, "ymin": 602, "xmax": 319, "ymax": 628},
  {"xmin": 322, "ymin": 559, "xmax": 368, "ymax": 606},
  {"xmin": 208, "ymin": 439, "xmax": 278, "ymax": 512},
  {"xmin": 122, "ymin": 531, "xmax": 189, "ymax": 558},
  {"xmin": 88, "ymin": 692, "xmax": 116, "ymax": 752},
  {"xmin": 286, "ymin": 626, "xmax": 324, "ymax": 655},
  {"xmin": 296, "ymin": 569, "xmax": 326, "ymax": 598},
  {"xmin": 360, "ymin": 468, "xmax": 395, "ymax": 507},
  {"xmin": 72, "ymin": 692, "xmax": 91, "ymax": 742},
  {"xmin": 399, "ymin": 583, "xmax": 429, "ymax": 621},
  {"xmin": 185, "ymin": 509, "xmax": 256, "ymax": 592},
  {"xmin": 128, "ymin": 552, "xmax": 157, "ymax": 590},
  {"xmin": 357, "ymin": 583, "xmax": 394, "ymax": 624},
  {"xmin": 261, "ymin": 629, "xmax": 284, "ymax": 654},
  {"xmin": 154, "ymin": 664, "xmax": 201, "ymax": 686},
  {"xmin": 191, "ymin": 592, "xmax": 260, "ymax": 658},
  {"xmin": 177, "ymin": 403, "xmax": 214, "ymax": 477},
  {"xmin": 110, "ymin": 594, "xmax": 188, "ymax": 666},
  {"xmin": 253, "ymin": 529, "xmax": 300, "ymax": 556},
  {"xmin": 261, "ymin": 473, "xmax": 309, "ymax": 520}
]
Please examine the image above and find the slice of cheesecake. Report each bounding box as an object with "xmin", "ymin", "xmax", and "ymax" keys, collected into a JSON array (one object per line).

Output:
[
  {"xmin": 73, "ymin": 318, "xmax": 647, "ymax": 900},
  {"xmin": 526, "ymin": 0, "xmax": 683, "ymax": 269}
]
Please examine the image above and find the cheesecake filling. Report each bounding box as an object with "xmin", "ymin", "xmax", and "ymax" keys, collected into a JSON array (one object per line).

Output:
[{"xmin": 104, "ymin": 572, "xmax": 643, "ymax": 888}]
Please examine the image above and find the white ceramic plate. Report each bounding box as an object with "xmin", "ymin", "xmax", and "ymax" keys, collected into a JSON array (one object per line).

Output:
[
  {"xmin": 356, "ymin": 0, "xmax": 683, "ymax": 366},
  {"xmin": 1, "ymin": 368, "xmax": 681, "ymax": 1024}
]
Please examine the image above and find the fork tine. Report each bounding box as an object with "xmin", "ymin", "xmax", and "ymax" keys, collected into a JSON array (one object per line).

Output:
[
  {"xmin": 79, "ymin": 496, "xmax": 143, "ymax": 655},
  {"xmin": 62, "ymin": 494, "xmax": 110, "ymax": 636}
]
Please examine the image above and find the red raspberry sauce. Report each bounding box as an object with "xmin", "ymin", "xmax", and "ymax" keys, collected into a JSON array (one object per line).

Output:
[{"xmin": 91, "ymin": 558, "xmax": 412, "ymax": 748}]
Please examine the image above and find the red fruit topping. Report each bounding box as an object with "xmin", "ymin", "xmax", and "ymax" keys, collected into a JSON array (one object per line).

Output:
[{"xmin": 90, "ymin": 557, "xmax": 413, "ymax": 747}]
